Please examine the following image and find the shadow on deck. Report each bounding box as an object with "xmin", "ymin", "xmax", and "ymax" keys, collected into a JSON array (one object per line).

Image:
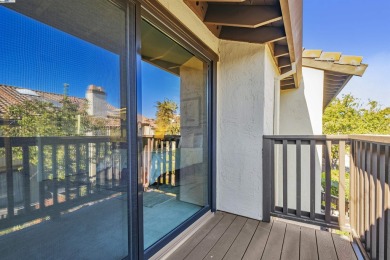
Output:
[{"xmin": 166, "ymin": 211, "xmax": 359, "ymax": 260}]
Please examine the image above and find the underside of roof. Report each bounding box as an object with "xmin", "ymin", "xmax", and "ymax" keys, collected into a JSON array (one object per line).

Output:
[
  {"xmin": 302, "ymin": 50, "xmax": 368, "ymax": 108},
  {"xmin": 184, "ymin": 0, "xmax": 302, "ymax": 89}
]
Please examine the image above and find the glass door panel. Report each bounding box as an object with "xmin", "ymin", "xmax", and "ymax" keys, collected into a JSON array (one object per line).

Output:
[
  {"xmin": 140, "ymin": 20, "xmax": 209, "ymax": 249},
  {"xmin": 0, "ymin": 1, "xmax": 129, "ymax": 259}
]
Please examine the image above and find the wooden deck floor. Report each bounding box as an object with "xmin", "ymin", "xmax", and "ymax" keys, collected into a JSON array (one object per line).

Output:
[{"xmin": 166, "ymin": 211, "xmax": 358, "ymax": 260}]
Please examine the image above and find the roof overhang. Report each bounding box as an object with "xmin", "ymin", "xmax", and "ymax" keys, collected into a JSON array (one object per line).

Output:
[
  {"xmin": 184, "ymin": 0, "xmax": 302, "ymax": 89},
  {"xmin": 302, "ymin": 50, "xmax": 368, "ymax": 108}
]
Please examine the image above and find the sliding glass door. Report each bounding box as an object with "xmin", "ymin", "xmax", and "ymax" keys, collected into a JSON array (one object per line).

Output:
[
  {"xmin": 0, "ymin": 1, "xmax": 213, "ymax": 258},
  {"xmin": 0, "ymin": 1, "xmax": 129, "ymax": 259},
  {"xmin": 140, "ymin": 20, "xmax": 211, "ymax": 250}
]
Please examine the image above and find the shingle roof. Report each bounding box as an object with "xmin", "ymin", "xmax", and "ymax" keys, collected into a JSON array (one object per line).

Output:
[{"xmin": 0, "ymin": 84, "xmax": 116, "ymax": 115}]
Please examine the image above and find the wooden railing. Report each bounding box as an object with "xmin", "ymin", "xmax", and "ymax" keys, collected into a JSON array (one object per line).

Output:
[
  {"xmin": 141, "ymin": 135, "xmax": 180, "ymax": 189},
  {"xmin": 349, "ymin": 135, "xmax": 390, "ymax": 259},
  {"xmin": 0, "ymin": 135, "xmax": 180, "ymax": 232},
  {"xmin": 0, "ymin": 136, "xmax": 125, "ymax": 230},
  {"xmin": 263, "ymin": 135, "xmax": 350, "ymax": 228},
  {"xmin": 263, "ymin": 135, "xmax": 390, "ymax": 259}
]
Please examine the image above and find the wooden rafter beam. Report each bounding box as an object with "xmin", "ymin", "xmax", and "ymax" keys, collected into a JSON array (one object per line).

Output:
[
  {"xmin": 280, "ymin": 79, "xmax": 294, "ymax": 86},
  {"xmin": 204, "ymin": 5, "xmax": 282, "ymax": 28},
  {"xmin": 186, "ymin": 0, "xmax": 245, "ymax": 2},
  {"xmin": 278, "ymin": 57, "xmax": 291, "ymax": 68},
  {"xmin": 274, "ymin": 44, "xmax": 289, "ymax": 57},
  {"xmin": 303, "ymin": 58, "xmax": 368, "ymax": 77},
  {"xmin": 219, "ymin": 26, "xmax": 285, "ymax": 44}
]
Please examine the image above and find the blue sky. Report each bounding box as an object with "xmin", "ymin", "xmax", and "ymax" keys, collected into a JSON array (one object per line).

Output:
[
  {"xmin": 1, "ymin": 2, "xmax": 388, "ymax": 119},
  {"xmin": 304, "ymin": 0, "xmax": 390, "ymax": 107},
  {"xmin": 0, "ymin": 6, "xmax": 180, "ymax": 118}
]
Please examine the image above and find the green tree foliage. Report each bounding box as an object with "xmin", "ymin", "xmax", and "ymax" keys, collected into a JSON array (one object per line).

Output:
[
  {"xmin": 1, "ymin": 97, "xmax": 93, "ymax": 137},
  {"xmin": 322, "ymin": 94, "xmax": 389, "ymax": 204},
  {"xmin": 155, "ymin": 99, "xmax": 180, "ymax": 135},
  {"xmin": 323, "ymin": 94, "xmax": 390, "ymax": 135}
]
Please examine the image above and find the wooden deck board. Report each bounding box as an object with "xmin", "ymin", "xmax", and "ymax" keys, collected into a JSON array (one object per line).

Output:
[
  {"xmin": 281, "ymin": 223, "xmax": 300, "ymax": 260},
  {"xmin": 166, "ymin": 211, "xmax": 224, "ymax": 260},
  {"xmin": 316, "ymin": 230, "xmax": 338, "ymax": 260},
  {"xmin": 204, "ymin": 216, "xmax": 247, "ymax": 260},
  {"xmin": 184, "ymin": 213, "xmax": 236, "ymax": 260},
  {"xmin": 242, "ymin": 221, "xmax": 273, "ymax": 260},
  {"xmin": 261, "ymin": 220, "xmax": 287, "ymax": 259},
  {"xmin": 167, "ymin": 212, "xmax": 358, "ymax": 260},
  {"xmin": 332, "ymin": 233, "xmax": 357, "ymax": 260},
  {"xmin": 300, "ymin": 227, "xmax": 318, "ymax": 260},
  {"xmin": 223, "ymin": 218, "xmax": 259, "ymax": 260}
]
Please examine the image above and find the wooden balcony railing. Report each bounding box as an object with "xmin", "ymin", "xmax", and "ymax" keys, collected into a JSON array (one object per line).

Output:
[{"xmin": 263, "ymin": 135, "xmax": 390, "ymax": 259}]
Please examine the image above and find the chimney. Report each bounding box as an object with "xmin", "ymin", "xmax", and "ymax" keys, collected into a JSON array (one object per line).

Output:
[{"xmin": 86, "ymin": 85, "xmax": 107, "ymax": 117}]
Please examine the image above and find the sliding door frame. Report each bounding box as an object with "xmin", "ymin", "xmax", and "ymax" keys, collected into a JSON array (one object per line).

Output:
[{"xmin": 137, "ymin": 1, "xmax": 218, "ymax": 259}]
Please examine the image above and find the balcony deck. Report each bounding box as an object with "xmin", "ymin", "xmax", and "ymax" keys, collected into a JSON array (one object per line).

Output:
[{"xmin": 166, "ymin": 211, "xmax": 358, "ymax": 260}]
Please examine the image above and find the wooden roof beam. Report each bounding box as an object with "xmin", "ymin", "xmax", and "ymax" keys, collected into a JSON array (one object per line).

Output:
[
  {"xmin": 274, "ymin": 44, "xmax": 289, "ymax": 57},
  {"xmin": 219, "ymin": 26, "xmax": 285, "ymax": 44},
  {"xmin": 303, "ymin": 58, "xmax": 368, "ymax": 77},
  {"xmin": 186, "ymin": 0, "xmax": 245, "ymax": 2},
  {"xmin": 204, "ymin": 5, "xmax": 282, "ymax": 28},
  {"xmin": 278, "ymin": 57, "xmax": 291, "ymax": 68}
]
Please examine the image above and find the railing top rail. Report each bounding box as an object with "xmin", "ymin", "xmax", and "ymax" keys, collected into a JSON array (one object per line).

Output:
[
  {"xmin": 263, "ymin": 135, "xmax": 350, "ymax": 141},
  {"xmin": 348, "ymin": 134, "xmax": 390, "ymax": 144},
  {"xmin": 264, "ymin": 134, "xmax": 390, "ymax": 144}
]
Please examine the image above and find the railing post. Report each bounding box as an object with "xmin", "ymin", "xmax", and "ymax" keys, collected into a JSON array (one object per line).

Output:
[
  {"xmin": 263, "ymin": 138, "xmax": 272, "ymax": 222},
  {"xmin": 338, "ymin": 140, "xmax": 346, "ymax": 228},
  {"xmin": 282, "ymin": 140, "xmax": 288, "ymax": 215},
  {"xmin": 296, "ymin": 140, "xmax": 301, "ymax": 218},
  {"xmin": 310, "ymin": 140, "xmax": 316, "ymax": 220}
]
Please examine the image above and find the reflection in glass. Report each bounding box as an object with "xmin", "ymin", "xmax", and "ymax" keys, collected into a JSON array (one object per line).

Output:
[
  {"xmin": 141, "ymin": 20, "xmax": 209, "ymax": 248},
  {"xmin": 0, "ymin": 1, "xmax": 128, "ymax": 259}
]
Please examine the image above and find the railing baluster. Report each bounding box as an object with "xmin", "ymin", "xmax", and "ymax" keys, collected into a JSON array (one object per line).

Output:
[
  {"xmin": 350, "ymin": 141, "xmax": 355, "ymax": 231},
  {"xmin": 96, "ymin": 143, "xmax": 101, "ymax": 186},
  {"xmin": 38, "ymin": 142, "xmax": 45, "ymax": 209},
  {"xmin": 384, "ymin": 145, "xmax": 389, "ymax": 260},
  {"xmin": 270, "ymin": 139, "xmax": 275, "ymax": 212},
  {"xmin": 325, "ymin": 140, "xmax": 332, "ymax": 223},
  {"xmin": 283, "ymin": 140, "xmax": 288, "ymax": 215},
  {"xmin": 368, "ymin": 143, "xmax": 373, "ymax": 254},
  {"xmin": 65, "ymin": 144, "xmax": 70, "ymax": 201},
  {"xmin": 310, "ymin": 139, "xmax": 316, "ymax": 220},
  {"xmin": 104, "ymin": 142, "xmax": 109, "ymax": 186},
  {"xmin": 338, "ymin": 140, "xmax": 346, "ymax": 227},
  {"xmin": 85, "ymin": 143, "xmax": 90, "ymax": 195},
  {"xmin": 22, "ymin": 145, "xmax": 31, "ymax": 213},
  {"xmin": 296, "ymin": 140, "xmax": 301, "ymax": 218},
  {"xmin": 378, "ymin": 145, "xmax": 385, "ymax": 259},
  {"xmin": 370, "ymin": 143, "xmax": 377, "ymax": 258},
  {"xmin": 76, "ymin": 143, "xmax": 81, "ymax": 197},
  {"xmin": 169, "ymin": 140, "xmax": 173, "ymax": 186},
  {"xmin": 359, "ymin": 141, "xmax": 365, "ymax": 240},
  {"xmin": 52, "ymin": 144, "xmax": 58, "ymax": 205},
  {"xmin": 5, "ymin": 138, "xmax": 14, "ymax": 217}
]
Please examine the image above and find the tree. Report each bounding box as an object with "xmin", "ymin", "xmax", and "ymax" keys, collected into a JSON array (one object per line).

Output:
[
  {"xmin": 155, "ymin": 99, "xmax": 180, "ymax": 136},
  {"xmin": 322, "ymin": 94, "xmax": 389, "ymax": 204},
  {"xmin": 323, "ymin": 94, "xmax": 390, "ymax": 135}
]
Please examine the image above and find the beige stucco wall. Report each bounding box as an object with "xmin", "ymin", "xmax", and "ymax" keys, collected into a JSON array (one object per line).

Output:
[
  {"xmin": 157, "ymin": 1, "xmax": 280, "ymax": 220},
  {"xmin": 278, "ymin": 67, "xmax": 324, "ymax": 213},
  {"xmin": 217, "ymin": 42, "xmax": 278, "ymax": 220}
]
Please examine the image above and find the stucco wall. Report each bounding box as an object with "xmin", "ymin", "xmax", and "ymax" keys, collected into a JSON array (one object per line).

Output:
[
  {"xmin": 278, "ymin": 67, "xmax": 324, "ymax": 213},
  {"xmin": 154, "ymin": 2, "xmax": 280, "ymax": 220},
  {"xmin": 217, "ymin": 41, "xmax": 277, "ymax": 220}
]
